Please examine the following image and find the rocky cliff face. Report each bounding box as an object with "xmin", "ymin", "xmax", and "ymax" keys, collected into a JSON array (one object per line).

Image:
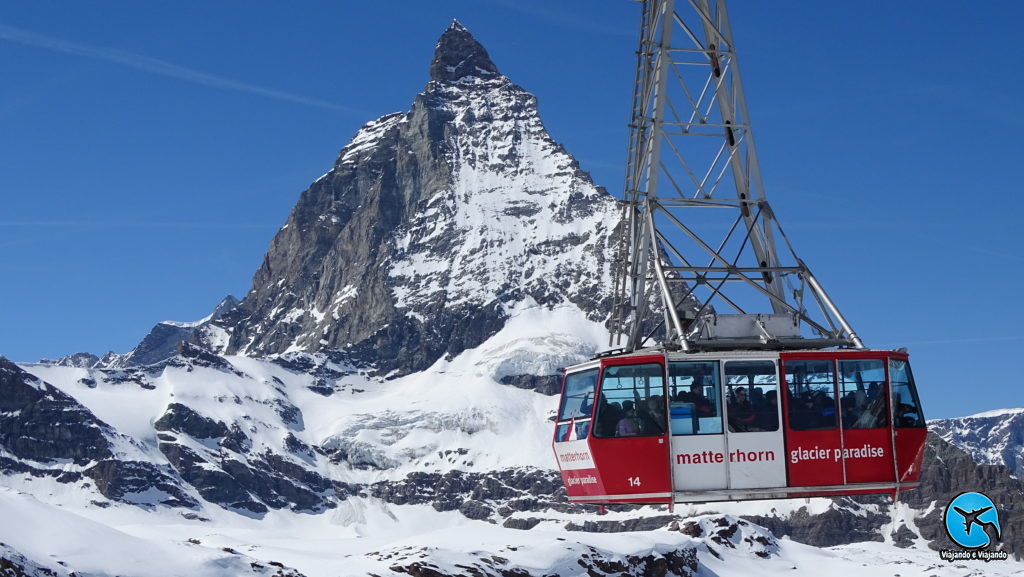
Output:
[
  {"xmin": 0, "ymin": 357, "xmax": 112, "ymax": 466},
  {"xmin": 901, "ymin": 431, "xmax": 1024, "ymax": 554},
  {"xmin": 213, "ymin": 22, "xmax": 619, "ymax": 377},
  {"xmin": 929, "ymin": 408, "xmax": 1024, "ymax": 478},
  {"xmin": 745, "ymin": 431, "xmax": 1024, "ymax": 555}
]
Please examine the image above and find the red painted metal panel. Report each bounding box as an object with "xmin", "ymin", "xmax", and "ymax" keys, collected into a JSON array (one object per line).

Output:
[
  {"xmin": 553, "ymin": 439, "xmax": 605, "ymax": 500},
  {"xmin": 587, "ymin": 354, "xmax": 671, "ymax": 503},
  {"xmin": 784, "ymin": 428, "xmax": 844, "ymax": 486},
  {"xmin": 894, "ymin": 426, "xmax": 927, "ymax": 483},
  {"xmin": 841, "ymin": 428, "xmax": 896, "ymax": 483},
  {"xmin": 600, "ymin": 353, "xmax": 666, "ymax": 367},
  {"xmin": 586, "ymin": 434, "xmax": 671, "ymax": 502},
  {"xmin": 554, "ymin": 428, "xmax": 672, "ymax": 504}
]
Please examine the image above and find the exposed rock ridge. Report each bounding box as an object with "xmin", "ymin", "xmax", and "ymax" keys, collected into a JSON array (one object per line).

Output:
[
  {"xmin": 114, "ymin": 295, "xmax": 239, "ymax": 367},
  {"xmin": 429, "ymin": 20, "xmax": 501, "ymax": 83}
]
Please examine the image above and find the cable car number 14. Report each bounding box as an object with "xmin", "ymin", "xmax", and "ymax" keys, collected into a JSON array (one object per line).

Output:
[{"xmin": 628, "ymin": 476, "xmax": 642, "ymax": 487}]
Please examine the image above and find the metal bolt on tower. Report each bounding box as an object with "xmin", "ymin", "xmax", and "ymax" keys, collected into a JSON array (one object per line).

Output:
[{"xmin": 609, "ymin": 0, "xmax": 865, "ymax": 352}]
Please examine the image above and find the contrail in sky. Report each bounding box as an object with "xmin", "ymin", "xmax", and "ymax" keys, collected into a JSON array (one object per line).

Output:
[
  {"xmin": 0, "ymin": 22, "xmax": 363, "ymax": 115},
  {"xmin": 0, "ymin": 220, "xmax": 277, "ymax": 230}
]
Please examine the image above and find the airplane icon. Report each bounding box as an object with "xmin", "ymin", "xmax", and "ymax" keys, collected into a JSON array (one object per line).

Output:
[{"xmin": 953, "ymin": 505, "xmax": 1001, "ymax": 543}]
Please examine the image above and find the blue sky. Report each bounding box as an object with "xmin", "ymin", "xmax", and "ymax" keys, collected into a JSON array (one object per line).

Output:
[{"xmin": 2, "ymin": 2, "xmax": 1022, "ymax": 420}]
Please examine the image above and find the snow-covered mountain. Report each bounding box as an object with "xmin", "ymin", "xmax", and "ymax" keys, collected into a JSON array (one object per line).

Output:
[
  {"xmin": 208, "ymin": 21, "xmax": 619, "ymax": 379},
  {"xmin": 8, "ymin": 346, "xmax": 1024, "ymax": 575},
  {"xmin": 929, "ymin": 408, "xmax": 1024, "ymax": 477},
  {"xmin": 3, "ymin": 21, "xmax": 1023, "ymax": 577}
]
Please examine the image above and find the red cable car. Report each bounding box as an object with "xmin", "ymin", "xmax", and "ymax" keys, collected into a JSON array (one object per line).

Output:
[
  {"xmin": 551, "ymin": 0, "xmax": 929, "ymax": 505},
  {"xmin": 552, "ymin": 348, "xmax": 927, "ymax": 505}
]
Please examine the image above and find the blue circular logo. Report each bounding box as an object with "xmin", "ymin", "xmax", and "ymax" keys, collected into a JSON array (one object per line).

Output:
[{"xmin": 944, "ymin": 492, "xmax": 1001, "ymax": 550}]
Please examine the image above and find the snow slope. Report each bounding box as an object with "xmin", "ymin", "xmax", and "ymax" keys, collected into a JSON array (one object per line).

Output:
[
  {"xmin": 10, "ymin": 307, "xmax": 1023, "ymax": 575},
  {"xmin": 3, "ymin": 486, "xmax": 1019, "ymax": 577}
]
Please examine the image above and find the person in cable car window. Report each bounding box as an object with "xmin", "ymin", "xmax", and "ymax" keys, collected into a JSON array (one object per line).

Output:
[
  {"xmin": 842, "ymin": 388, "xmax": 867, "ymax": 425},
  {"xmin": 642, "ymin": 395, "xmax": 666, "ymax": 434},
  {"xmin": 596, "ymin": 394, "xmax": 621, "ymax": 437},
  {"xmin": 680, "ymin": 387, "xmax": 714, "ymax": 415},
  {"xmin": 755, "ymin": 389, "xmax": 779, "ymax": 430},
  {"xmin": 578, "ymin": 392, "xmax": 594, "ymax": 418},
  {"xmin": 728, "ymin": 386, "xmax": 757, "ymax": 432},
  {"xmin": 616, "ymin": 401, "xmax": 641, "ymax": 436},
  {"xmin": 892, "ymin": 392, "xmax": 922, "ymax": 427},
  {"xmin": 811, "ymin": 390, "xmax": 837, "ymax": 428}
]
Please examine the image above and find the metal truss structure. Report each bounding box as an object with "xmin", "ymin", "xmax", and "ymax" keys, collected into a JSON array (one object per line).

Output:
[{"xmin": 609, "ymin": 0, "xmax": 865, "ymax": 352}]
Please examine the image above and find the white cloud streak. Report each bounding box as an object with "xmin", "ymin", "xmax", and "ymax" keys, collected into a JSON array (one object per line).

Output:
[
  {"xmin": 0, "ymin": 220, "xmax": 278, "ymax": 230},
  {"xmin": 0, "ymin": 22, "xmax": 363, "ymax": 115}
]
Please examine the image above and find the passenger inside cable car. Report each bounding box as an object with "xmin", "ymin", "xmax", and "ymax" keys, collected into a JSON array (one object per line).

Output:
[
  {"xmin": 666, "ymin": 361, "xmax": 722, "ymax": 436},
  {"xmin": 724, "ymin": 361, "xmax": 779, "ymax": 433},
  {"xmin": 759, "ymin": 390, "xmax": 779, "ymax": 430},
  {"xmin": 593, "ymin": 363, "xmax": 667, "ymax": 438},
  {"xmin": 615, "ymin": 400, "xmax": 640, "ymax": 436},
  {"xmin": 890, "ymin": 360, "xmax": 925, "ymax": 427},
  {"xmin": 727, "ymin": 386, "xmax": 755, "ymax": 431}
]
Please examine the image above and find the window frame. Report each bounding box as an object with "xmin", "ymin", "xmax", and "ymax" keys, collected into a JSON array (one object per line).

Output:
[
  {"xmin": 554, "ymin": 368, "xmax": 599, "ymax": 442},
  {"xmin": 724, "ymin": 359, "xmax": 780, "ymax": 433},
  {"xmin": 784, "ymin": 358, "xmax": 839, "ymax": 431},
  {"xmin": 593, "ymin": 362, "xmax": 667, "ymax": 439},
  {"xmin": 667, "ymin": 360, "xmax": 722, "ymax": 436},
  {"xmin": 889, "ymin": 358, "xmax": 925, "ymax": 428},
  {"xmin": 838, "ymin": 358, "xmax": 889, "ymax": 430}
]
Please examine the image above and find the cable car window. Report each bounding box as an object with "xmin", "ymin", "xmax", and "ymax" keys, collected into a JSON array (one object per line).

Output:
[
  {"xmin": 784, "ymin": 359, "xmax": 838, "ymax": 430},
  {"xmin": 725, "ymin": 360, "xmax": 779, "ymax": 432},
  {"xmin": 555, "ymin": 369, "xmax": 598, "ymax": 441},
  {"xmin": 594, "ymin": 363, "xmax": 666, "ymax": 438},
  {"xmin": 839, "ymin": 359, "xmax": 888, "ymax": 429},
  {"xmin": 554, "ymin": 420, "xmax": 591, "ymax": 442},
  {"xmin": 889, "ymin": 359, "xmax": 925, "ymax": 427},
  {"xmin": 557, "ymin": 369, "xmax": 598, "ymax": 421},
  {"xmin": 667, "ymin": 361, "xmax": 722, "ymax": 435}
]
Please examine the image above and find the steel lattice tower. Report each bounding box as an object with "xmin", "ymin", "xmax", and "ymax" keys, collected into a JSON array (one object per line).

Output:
[{"xmin": 609, "ymin": 0, "xmax": 864, "ymax": 352}]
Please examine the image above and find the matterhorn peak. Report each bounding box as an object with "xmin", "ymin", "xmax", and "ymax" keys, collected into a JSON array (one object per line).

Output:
[
  {"xmin": 209, "ymin": 18, "xmax": 619, "ymax": 377},
  {"xmin": 429, "ymin": 20, "xmax": 501, "ymax": 83}
]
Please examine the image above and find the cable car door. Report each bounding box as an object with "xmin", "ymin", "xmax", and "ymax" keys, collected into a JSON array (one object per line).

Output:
[
  {"xmin": 837, "ymin": 357, "xmax": 895, "ymax": 484},
  {"xmin": 722, "ymin": 360, "xmax": 786, "ymax": 489},
  {"xmin": 668, "ymin": 361, "xmax": 727, "ymax": 492},
  {"xmin": 589, "ymin": 356, "xmax": 672, "ymax": 503},
  {"xmin": 781, "ymin": 356, "xmax": 845, "ymax": 487}
]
